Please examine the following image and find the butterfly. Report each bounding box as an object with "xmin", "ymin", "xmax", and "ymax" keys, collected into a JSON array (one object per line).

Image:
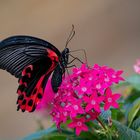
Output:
[{"xmin": 0, "ymin": 28, "xmax": 75, "ymax": 112}]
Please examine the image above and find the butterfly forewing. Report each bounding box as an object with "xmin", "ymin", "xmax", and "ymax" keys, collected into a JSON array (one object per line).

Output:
[
  {"xmin": 0, "ymin": 36, "xmax": 61, "ymax": 112},
  {"xmin": 0, "ymin": 36, "xmax": 61, "ymax": 78}
]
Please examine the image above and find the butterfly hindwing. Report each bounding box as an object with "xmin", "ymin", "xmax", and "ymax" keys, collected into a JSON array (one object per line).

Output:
[{"xmin": 17, "ymin": 57, "xmax": 58, "ymax": 112}]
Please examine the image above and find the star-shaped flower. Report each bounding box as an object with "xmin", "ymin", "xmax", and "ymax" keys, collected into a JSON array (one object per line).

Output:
[
  {"xmin": 68, "ymin": 117, "xmax": 88, "ymax": 136},
  {"xmin": 104, "ymin": 88, "xmax": 121, "ymax": 111},
  {"xmin": 93, "ymin": 80, "xmax": 106, "ymax": 94},
  {"xmin": 72, "ymin": 63, "xmax": 89, "ymax": 78},
  {"xmin": 51, "ymin": 105, "xmax": 69, "ymax": 128},
  {"xmin": 84, "ymin": 90, "xmax": 104, "ymax": 112},
  {"xmin": 75, "ymin": 78, "xmax": 93, "ymax": 95},
  {"xmin": 111, "ymin": 70, "xmax": 124, "ymax": 83},
  {"xmin": 66, "ymin": 98, "xmax": 84, "ymax": 118}
]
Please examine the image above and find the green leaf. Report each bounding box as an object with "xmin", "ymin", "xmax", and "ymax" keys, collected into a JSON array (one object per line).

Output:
[
  {"xmin": 111, "ymin": 109, "xmax": 124, "ymax": 121},
  {"xmin": 128, "ymin": 98, "xmax": 140, "ymax": 127},
  {"xmin": 79, "ymin": 131, "xmax": 97, "ymax": 140},
  {"xmin": 100, "ymin": 109, "xmax": 111, "ymax": 123},
  {"xmin": 21, "ymin": 127, "xmax": 73, "ymax": 140},
  {"xmin": 35, "ymin": 135, "xmax": 67, "ymax": 140},
  {"xmin": 21, "ymin": 127, "xmax": 57, "ymax": 140},
  {"xmin": 113, "ymin": 120, "xmax": 140, "ymax": 140},
  {"xmin": 126, "ymin": 74, "xmax": 140, "ymax": 90},
  {"xmin": 131, "ymin": 117, "xmax": 140, "ymax": 131},
  {"xmin": 125, "ymin": 88, "xmax": 140, "ymax": 103}
]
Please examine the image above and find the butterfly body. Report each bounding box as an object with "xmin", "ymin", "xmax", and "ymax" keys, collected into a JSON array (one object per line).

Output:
[{"xmin": 0, "ymin": 35, "xmax": 69, "ymax": 112}]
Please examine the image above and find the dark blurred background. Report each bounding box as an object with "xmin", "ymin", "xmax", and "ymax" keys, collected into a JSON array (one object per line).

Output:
[{"xmin": 0, "ymin": 0, "xmax": 140, "ymax": 139}]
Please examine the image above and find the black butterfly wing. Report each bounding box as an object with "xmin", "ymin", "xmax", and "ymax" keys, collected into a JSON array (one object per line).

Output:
[
  {"xmin": 0, "ymin": 35, "xmax": 61, "ymax": 78},
  {"xmin": 0, "ymin": 35, "xmax": 61, "ymax": 112}
]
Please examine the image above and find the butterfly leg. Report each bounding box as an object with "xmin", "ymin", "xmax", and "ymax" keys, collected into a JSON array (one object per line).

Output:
[
  {"xmin": 67, "ymin": 58, "xmax": 77, "ymax": 65},
  {"xmin": 68, "ymin": 54, "xmax": 84, "ymax": 64},
  {"xmin": 66, "ymin": 65, "xmax": 76, "ymax": 68},
  {"xmin": 69, "ymin": 49, "xmax": 88, "ymax": 65}
]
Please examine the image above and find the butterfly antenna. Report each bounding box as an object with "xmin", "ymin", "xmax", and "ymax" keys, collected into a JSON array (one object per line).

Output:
[{"xmin": 65, "ymin": 24, "xmax": 75, "ymax": 48}]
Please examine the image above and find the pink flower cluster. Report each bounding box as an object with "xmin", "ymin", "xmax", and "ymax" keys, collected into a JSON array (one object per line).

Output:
[
  {"xmin": 133, "ymin": 59, "xmax": 140, "ymax": 74},
  {"xmin": 50, "ymin": 64, "xmax": 124, "ymax": 136}
]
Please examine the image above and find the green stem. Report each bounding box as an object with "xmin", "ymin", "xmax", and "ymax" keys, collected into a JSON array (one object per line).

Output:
[{"xmin": 96, "ymin": 117, "xmax": 107, "ymax": 130}]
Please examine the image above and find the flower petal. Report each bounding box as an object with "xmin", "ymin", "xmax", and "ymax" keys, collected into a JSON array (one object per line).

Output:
[
  {"xmin": 105, "ymin": 88, "xmax": 112, "ymax": 97},
  {"xmin": 97, "ymin": 96, "xmax": 105, "ymax": 103},
  {"xmin": 112, "ymin": 102, "xmax": 119, "ymax": 108},
  {"xmin": 68, "ymin": 122, "xmax": 76, "ymax": 128},
  {"xmin": 76, "ymin": 127, "xmax": 82, "ymax": 136},
  {"xmin": 85, "ymin": 104, "xmax": 93, "ymax": 112},
  {"xmin": 104, "ymin": 103, "xmax": 111, "ymax": 111},
  {"xmin": 83, "ymin": 96, "xmax": 89, "ymax": 103},
  {"xmin": 112, "ymin": 94, "xmax": 121, "ymax": 100},
  {"xmin": 94, "ymin": 104, "xmax": 101, "ymax": 112},
  {"xmin": 82, "ymin": 124, "xmax": 88, "ymax": 131}
]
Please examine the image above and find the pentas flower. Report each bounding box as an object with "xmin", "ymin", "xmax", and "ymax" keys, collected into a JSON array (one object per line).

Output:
[
  {"xmin": 104, "ymin": 88, "xmax": 121, "ymax": 111},
  {"xmin": 91, "ymin": 64, "xmax": 124, "ymax": 93},
  {"xmin": 65, "ymin": 98, "xmax": 85, "ymax": 118},
  {"xmin": 84, "ymin": 90, "xmax": 104, "ymax": 112},
  {"xmin": 134, "ymin": 59, "xmax": 140, "ymax": 74},
  {"xmin": 50, "ymin": 63, "xmax": 123, "ymax": 136},
  {"xmin": 75, "ymin": 79, "xmax": 93, "ymax": 95},
  {"xmin": 109, "ymin": 70, "xmax": 124, "ymax": 83},
  {"xmin": 93, "ymin": 80, "xmax": 106, "ymax": 94},
  {"xmin": 72, "ymin": 63, "xmax": 88, "ymax": 78},
  {"xmin": 68, "ymin": 117, "xmax": 88, "ymax": 136},
  {"xmin": 51, "ymin": 106, "xmax": 69, "ymax": 128}
]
